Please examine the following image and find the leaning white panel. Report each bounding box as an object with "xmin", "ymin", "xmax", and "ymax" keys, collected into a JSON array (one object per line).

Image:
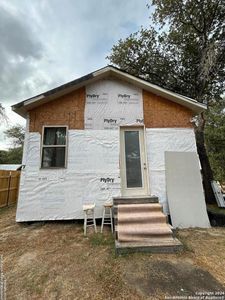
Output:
[
  {"xmin": 16, "ymin": 130, "xmax": 121, "ymax": 221},
  {"xmin": 165, "ymin": 151, "xmax": 210, "ymax": 228}
]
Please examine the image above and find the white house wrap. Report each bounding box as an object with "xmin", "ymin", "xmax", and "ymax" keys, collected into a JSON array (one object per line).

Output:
[
  {"xmin": 16, "ymin": 127, "xmax": 197, "ymax": 221},
  {"xmin": 85, "ymin": 79, "xmax": 143, "ymax": 129}
]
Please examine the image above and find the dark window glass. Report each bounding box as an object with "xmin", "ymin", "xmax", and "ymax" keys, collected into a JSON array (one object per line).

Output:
[
  {"xmin": 124, "ymin": 131, "xmax": 142, "ymax": 188},
  {"xmin": 41, "ymin": 127, "xmax": 67, "ymax": 168},
  {"xmin": 42, "ymin": 147, "xmax": 65, "ymax": 168},
  {"xmin": 43, "ymin": 127, "xmax": 66, "ymax": 145}
]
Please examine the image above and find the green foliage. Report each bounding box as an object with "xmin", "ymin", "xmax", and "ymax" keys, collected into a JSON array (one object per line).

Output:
[
  {"xmin": 108, "ymin": 0, "xmax": 225, "ymax": 103},
  {"xmin": 0, "ymin": 124, "xmax": 25, "ymax": 164},
  {"xmin": 4, "ymin": 124, "xmax": 25, "ymax": 147},
  {"xmin": 205, "ymin": 99, "xmax": 225, "ymax": 182},
  {"xmin": 0, "ymin": 147, "xmax": 23, "ymax": 164}
]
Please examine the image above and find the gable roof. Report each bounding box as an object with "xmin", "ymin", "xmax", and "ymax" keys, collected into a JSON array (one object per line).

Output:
[{"xmin": 12, "ymin": 65, "xmax": 206, "ymax": 118}]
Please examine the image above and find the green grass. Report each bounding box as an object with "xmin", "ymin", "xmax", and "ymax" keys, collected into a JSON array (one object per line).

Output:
[
  {"xmin": 89, "ymin": 232, "xmax": 115, "ymax": 248},
  {"xmin": 207, "ymin": 204, "xmax": 225, "ymax": 215},
  {"xmin": 0, "ymin": 204, "xmax": 16, "ymax": 215},
  {"xmin": 176, "ymin": 230, "xmax": 194, "ymax": 253}
]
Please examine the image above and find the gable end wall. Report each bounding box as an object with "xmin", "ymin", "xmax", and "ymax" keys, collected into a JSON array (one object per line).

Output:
[
  {"xmin": 28, "ymin": 85, "xmax": 194, "ymax": 132},
  {"xmin": 29, "ymin": 87, "xmax": 85, "ymax": 133},
  {"xmin": 143, "ymin": 90, "xmax": 193, "ymax": 128}
]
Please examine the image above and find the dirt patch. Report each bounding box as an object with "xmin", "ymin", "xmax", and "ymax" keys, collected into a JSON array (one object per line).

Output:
[
  {"xmin": 17, "ymin": 252, "xmax": 38, "ymax": 267},
  {"xmin": 0, "ymin": 206, "xmax": 225, "ymax": 299},
  {"xmin": 124, "ymin": 258, "xmax": 224, "ymax": 297}
]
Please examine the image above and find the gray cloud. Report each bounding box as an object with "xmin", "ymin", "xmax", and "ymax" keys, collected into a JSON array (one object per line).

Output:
[
  {"xmin": 0, "ymin": 6, "xmax": 42, "ymax": 59},
  {"xmin": 0, "ymin": 0, "xmax": 150, "ymax": 148},
  {"xmin": 0, "ymin": 4, "xmax": 47, "ymax": 103},
  {"xmin": 0, "ymin": 0, "xmax": 150, "ymax": 105}
]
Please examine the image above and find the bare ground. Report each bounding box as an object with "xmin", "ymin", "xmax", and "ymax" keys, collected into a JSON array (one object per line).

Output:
[{"xmin": 0, "ymin": 205, "xmax": 224, "ymax": 300}]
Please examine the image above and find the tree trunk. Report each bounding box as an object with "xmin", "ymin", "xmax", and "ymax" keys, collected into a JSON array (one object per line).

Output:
[{"xmin": 195, "ymin": 121, "xmax": 216, "ymax": 204}]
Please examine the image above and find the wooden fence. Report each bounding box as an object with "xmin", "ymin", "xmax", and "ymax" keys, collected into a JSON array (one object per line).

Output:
[{"xmin": 0, "ymin": 170, "xmax": 20, "ymax": 208}]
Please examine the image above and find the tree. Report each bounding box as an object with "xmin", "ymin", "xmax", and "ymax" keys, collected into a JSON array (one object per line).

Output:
[
  {"xmin": 0, "ymin": 103, "xmax": 7, "ymax": 122},
  {"xmin": 0, "ymin": 150, "xmax": 8, "ymax": 164},
  {"xmin": 107, "ymin": 0, "xmax": 225, "ymax": 204},
  {"xmin": 205, "ymin": 98, "xmax": 225, "ymax": 183},
  {"xmin": 0, "ymin": 148, "xmax": 23, "ymax": 164},
  {"xmin": 4, "ymin": 124, "xmax": 25, "ymax": 147},
  {"xmin": 1, "ymin": 124, "xmax": 25, "ymax": 164}
]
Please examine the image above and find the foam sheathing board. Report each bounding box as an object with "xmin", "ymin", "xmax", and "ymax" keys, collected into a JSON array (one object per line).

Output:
[{"xmin": 165, "ymin": 151, "xmax": 210, "ymax": 228}]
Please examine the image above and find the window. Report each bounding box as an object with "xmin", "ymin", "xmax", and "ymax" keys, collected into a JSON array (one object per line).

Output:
[{"xmin": 41, "ymin": 126, "xmax": 67, "ymax": 168}]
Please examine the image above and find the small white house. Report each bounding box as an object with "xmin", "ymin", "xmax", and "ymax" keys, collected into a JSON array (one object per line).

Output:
[{"xmin": 12, "ymin": 66, "xmax": 207, "ymax": 224}]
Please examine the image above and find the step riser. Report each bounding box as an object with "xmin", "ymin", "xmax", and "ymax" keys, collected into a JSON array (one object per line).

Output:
[
  {"xmin": 118, "ymin": 217, "xmax": 167, "ymax": 224},
  {"xmin": 118, "ymin": 235, "xmax": 173, "ymax": 242},
  {"xmin": 119, "ymin": 233, "xmax": 172, "ymax": 238},
  {"xmin": 113, "ymin": 196, "xmax": 159, "ymax": 205},
  {"xmin": 115, "ymin": 240, "xmax": 183, "ymax": 254},
  {"xmin": 117, "ymin": 207, "xmax": 162, "ymax": 213}
]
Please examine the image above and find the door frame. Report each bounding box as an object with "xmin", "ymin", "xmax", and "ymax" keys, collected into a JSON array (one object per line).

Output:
[{"xmin": 119, "ymin": 125, "xmax": 150, "ymax": 197}]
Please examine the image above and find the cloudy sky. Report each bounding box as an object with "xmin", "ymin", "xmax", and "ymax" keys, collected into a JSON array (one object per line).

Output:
[{"xmin": 0, "ymin": 0, "xmax": 151, "ymax": 149}]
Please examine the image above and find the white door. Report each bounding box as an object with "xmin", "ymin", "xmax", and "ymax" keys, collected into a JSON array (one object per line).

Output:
[{"xmin": 120, "ymin": 127, "xmax": 149, "ymax": 196}]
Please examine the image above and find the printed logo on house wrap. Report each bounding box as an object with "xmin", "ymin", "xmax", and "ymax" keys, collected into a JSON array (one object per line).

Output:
[
  {"xmin": 117, "ymin": 93, "xmax": 139, "ymax": 104},
  {"xmin": 103, "ymin": 118, "xmax": 119, "ymax": 129},
  {"xmin": 104, "ymin": 119, "xmax": 117, "ymax": 124},
  {"xmin": 136, "ymin": 118, "xmax": 144, "ymax": 124},
  {"xmin": 100, "ymin": 178, "xmax": 115, "ymax": 183},
  {"xmin": 86, "ymin": 93, "xmax": 108, "ymax": 104},
  {"xmin": 87, "ymin": 94, "xmax": 100, "ymax": 99},
  {"xmin": 99, "ymin": 177, "xmax": 120, "ymax": 191}
]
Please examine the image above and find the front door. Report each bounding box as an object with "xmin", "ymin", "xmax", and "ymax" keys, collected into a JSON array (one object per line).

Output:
[{"xmin": 120, "ymin": 127, "xmax": 149, "ymax": 196}]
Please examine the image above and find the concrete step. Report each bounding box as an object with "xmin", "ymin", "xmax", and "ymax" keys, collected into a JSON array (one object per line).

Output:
[
  {"xmin": 118, "ymin": 211, "xmax": 167, "ymax": 224},
  {"xmin": 115, "ymin": 238, "xmax": 183, "ymax": 254},
  {"xmin": 118, "ymin": 224, "xmax": 173, "ymax": 241},
  {"xmin": 118, "ymin": 235, "xmax": 174, "ymax": 243},
  {"xmin": 117, "ymin": 203, "xmax": 163, "ymax": 213},
  {"xmin": 113, "ymin": 196, "xmax": 159, "ymax": 205}
]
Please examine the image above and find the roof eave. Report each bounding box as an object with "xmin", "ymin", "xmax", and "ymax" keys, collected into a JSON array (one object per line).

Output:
[
  {"xmin": 12, "ymin": 65, "xmax": 207, "ymax": 118},
  {"xmin": 107, "ymin": 67, "xmax": 206, "ymax": 114}
]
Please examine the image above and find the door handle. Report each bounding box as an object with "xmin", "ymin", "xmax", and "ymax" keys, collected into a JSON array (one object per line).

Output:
[{"xmin": 143, "ymin": 163, "xmax": 147, "ymax": 170}]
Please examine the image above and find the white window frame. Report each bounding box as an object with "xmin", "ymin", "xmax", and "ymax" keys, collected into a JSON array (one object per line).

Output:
[{"xmin": 41, "ymin": 125, "xmax": 68, "ymax": 169}]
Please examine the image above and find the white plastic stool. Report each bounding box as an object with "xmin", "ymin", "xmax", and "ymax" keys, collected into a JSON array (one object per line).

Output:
[
  {"xmin": 83, "ymin": 204, "xmax": 97, "ymax": 236},
  {"xmin": 101, "ymin": 202, "xmax": 113, "ymax": 233}
]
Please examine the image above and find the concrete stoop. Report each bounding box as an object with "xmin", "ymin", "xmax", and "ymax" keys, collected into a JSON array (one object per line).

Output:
[
  {"xmin": 115, "ymin": 238, "xmax": 183, "ymax": 254},
  {"xmin": 113, "ymin": 196, "xmax": 183, "ymax": 254}
]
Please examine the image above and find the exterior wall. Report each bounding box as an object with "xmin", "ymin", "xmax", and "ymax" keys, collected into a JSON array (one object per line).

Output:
[
  {"xmin": 143, "ymin": 90, "xmax": 193, "ymax": 128},
  {"xmin": 16, "ymin": 127, "xmax": 197, "ymax": 221},
  {"xmin": 16, "ymin": 79, "xmax": 200, "ymax": 221},
  {"xmin": 16, "ymin": 130, "xmax": 121, "ymax": 221},
  {"xmin": 29, "ymin": 87, "xmax": 85, "ymax": 133}
]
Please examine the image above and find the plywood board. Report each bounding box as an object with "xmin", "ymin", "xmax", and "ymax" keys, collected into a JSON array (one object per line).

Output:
[{"xmin": 165, "ymin": 151, "xmax": 210, "ymax": 228}]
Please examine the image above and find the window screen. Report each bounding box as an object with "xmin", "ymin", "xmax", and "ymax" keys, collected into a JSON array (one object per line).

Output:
[{"xmin": 41, "ymin": 127, "xmax": 67, "ymax": 168}]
